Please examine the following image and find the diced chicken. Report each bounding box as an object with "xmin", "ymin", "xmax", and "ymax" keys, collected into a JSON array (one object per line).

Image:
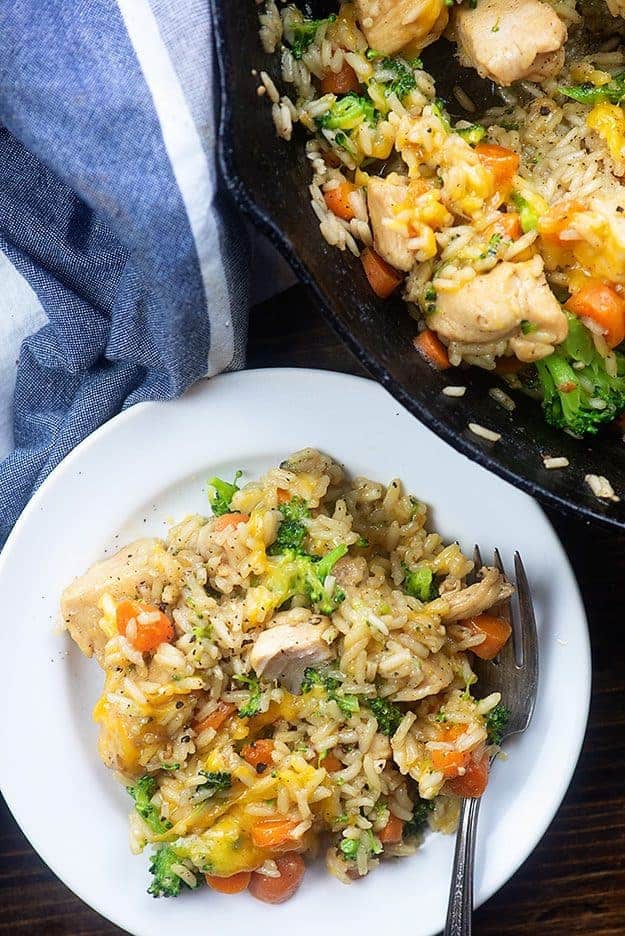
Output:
[
  {"xmin": 429, "ymin": 256, "xmax": 568, "ymax": 362},
  {"xmin": 450, "ymin": 0, "xmax": 567, "ymax": 86},
  {"xmin": 249, "ymin": 615, "xmax": 334, "ymax": 692},
  {"xmin": 61, "ymin": 538, "xmax": 175, "ymax": 662},
  {"xmin": 441, "ymin": 567, "xmax": 514, "ymax": 623},
  {"xmin": 367, "ymin": 174, "xmax": 415, "ymax": 272},
  {"xmin": 355, "ymin": 0, "xmax": 449, "ymax": 56}
]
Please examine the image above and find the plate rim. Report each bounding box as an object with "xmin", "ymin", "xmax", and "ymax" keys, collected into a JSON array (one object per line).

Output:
[
  {"xmin": 0, "ymin": 367, "xmax": 592, "ymax": 936},
  {"xmin": 211, "ymin": 0, "xmax": 625, "ymax": 533}
]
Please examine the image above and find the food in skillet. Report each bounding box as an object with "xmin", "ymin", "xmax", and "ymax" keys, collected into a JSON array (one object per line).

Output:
[
  {"xmin": 257, "ymin": 1, "xmax": 625, "ymax": 437},
  {"xmin": 61, "ymin": 450, "xmax": 512, "ymax": 902}
]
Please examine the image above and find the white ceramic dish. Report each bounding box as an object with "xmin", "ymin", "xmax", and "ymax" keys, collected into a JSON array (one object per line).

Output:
[{"xmin": 0, "ymin": 369, "xmax": 590, "ymax": 936}]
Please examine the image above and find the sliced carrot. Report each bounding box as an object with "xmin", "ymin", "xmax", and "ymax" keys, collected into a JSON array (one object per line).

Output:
[
  {"xmin": 447, "ymin": 754, "xmax": 489, "ymax": 797},
  {"xmin": 248, "ymin": 853, "xmax": 306, "ymax": 904},
  {"xmin": 361, "ymin": 247, "xmax": 403, "ymax": 299},
  {"xmin": 194, "ymin": 701, "xmax": 236, "ymax": 734},
  {"xmin": 251, "ymin": 818, "xmax": 299, "ymax": 849},
  {"xmin": 464, "ymin": 613, "xmax": 512, "ymax": 660},
  {"xmin": 205, "ymin": 871, "xmax": 251, "ymax": 894},
  {"xmin": 321, "ymin": 752, "xmax": 343, "ymax": 772},
  {"xmin": 211, "ymin": 512, "xmax": 249, "ymax": 531},
  {"xmin": 491, "ymin": 211, "xmax": 522, "ymax": 241},
  {"xmin": 320, "ymin": 62, "xmax": 361, "ymax": 95},
  {"xmin": 413, "ymin": 329, "xmax": 451, "ymax": 370},
  {"xmin": 475, "ymin": 143, "xmax": 519, "ymax": 195},
  {"xmin": 277, "ymin": 488, "xmax": 291, "ymax": 504},
  {"xmin": 323, "ymin": 180, "xmax": 358, "ymax": 221},
  {"xmin": 116, "ymin": 599, "xmax": 174, "ymax": 653},
  {"xmin": 431, "ymin": 723, "xmax": 470, "ymax": 778},
  {"xmin": 566, "ymin": 282, "xmax": 625, "ymax": 349},
  {"xmin": 378, "ymin": 813, "xmax": 404, "ymax": 845},
  {"xmin": 241, "ymin": 739, "xmax": 275, "ymax": 774}
]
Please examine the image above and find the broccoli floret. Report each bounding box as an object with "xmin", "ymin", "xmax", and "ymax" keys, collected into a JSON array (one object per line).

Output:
[
  {"xmin": 289, "ymin": 14, "xmax": 336, "ymax": 59},
  {"xmin": 148, "ymin": 845, "xmax": 186, "ymax": 898},
  {"xmin": 197, "ymin": 771, "xmax": 232, "ymax": 797},
  {"xmin": 339, "ymin": 837, "xmax": 360, "ymax": 859},
  {"xmin": 365, "ymin": 696, "xmax": 404, "ymax": 736},
  {"xmin": 301, "ymin": 667, "xmax": 360, "ymax": 717},
  {"xmin": 536, "ymin": 314, "xmax": 625, "ymax": 435},
  {"xmin": 267, "ymin": 496, "xmax": 311, "ymax": 556},
  {"xmin": 511, "ymin": 191, "xmax": 539, "ymax": 232},
  {"xmin": 128, "ymin": 776, "xmax": 172, "ymax": 835},
  {"xmin": 485, "ymin": 703, "xmax": 510, "ymax": 746},
  {"xmin": 402, "ymin": 564, "xmax": 438, "ymax": 602},
  {"xmin": 404, "ymin": 798, "xmax": 434, "ymax": 839},
  {"xmin": 456, "ymin": 123, "xmax": 486, "ymax": 145},
  {"xmin": 262, "ymin": 544, "xmax": 348, "ymax": 616},
  {"xmin": 207, "ymin": 470, "xmax": 242, "ymax": 516},
  {"xmin": 376, "ymin": 56, "xmax": 418, "ymax": 99},
  {"xmin": 233, "ymin": 672, "xmax": 262, "ymax": 718},
  {"xmin": 560, "ymin": 72, "xmax": 625, "ymax": 106},
  {"xmin": 318, "ymin": 92, "xmax": 377, "ymax": 131}
]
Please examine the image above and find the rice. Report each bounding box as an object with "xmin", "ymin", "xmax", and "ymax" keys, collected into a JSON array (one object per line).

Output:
[
  {"xmin": 442, "ymin": 386, "xmax": 467, "ymax": 397},
  {"xmin": 63, "ymin": 449, "xmax": 512, "ymax": 899},
  {"xmin": 585, "ymin": 473, "xmax": 620, "ymax": 501},
  {"xmin": 255, "ymin": 0, "xmax": 625, "ymax": 444},
  {"xmin": 543, "ymin": 456, "xmax": 570, "ymax": 469},
  {"xmin": 468, "ymin": 423, "xmax": 502, "ymax": 442}
]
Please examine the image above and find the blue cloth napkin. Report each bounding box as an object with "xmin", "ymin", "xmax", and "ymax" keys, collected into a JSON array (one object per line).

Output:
[{"xmin": 0, "ymin": 0, "xmax": 250, "ymax": 545}]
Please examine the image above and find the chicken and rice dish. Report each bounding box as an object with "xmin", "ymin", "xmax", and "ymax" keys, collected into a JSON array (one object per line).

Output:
[
  {"xmin": 62, "ymin": 450, "xmax": 512, "ymax": 903},
  {"xmin": 257, "ymin": 0, "xmax": 625, "ymax": 438}
]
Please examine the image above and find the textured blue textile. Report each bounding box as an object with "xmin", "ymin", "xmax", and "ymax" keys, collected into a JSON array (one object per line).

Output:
[{"xmin": 0, "ymin": 0, "xmax": 248, "ymax": 543}]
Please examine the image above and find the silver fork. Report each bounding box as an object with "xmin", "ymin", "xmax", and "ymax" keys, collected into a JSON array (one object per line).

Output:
[{"xmin": 443, "ymin": 548, "xmax": 539, "ymax": 936}]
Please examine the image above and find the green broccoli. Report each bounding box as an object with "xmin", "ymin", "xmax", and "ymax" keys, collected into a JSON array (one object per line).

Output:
[
  {"xmin": 456, "ymin": 123, "xmax": 486, "ymax": 145},
  {"xmin": 560, "ymin": 72, "xmax": 625, "ymax": 106},
  {"xmin": 511, "ymin": 191, "xmax": 538, "ymax": 232},
  {"xmin": 339, "ymin": 837, "xmax": 360, "ymax": 859},
  {"xmin": 148, "ymin": 845, "xmax": 187, "ymax": 898},
  {"xmin": 403, "ymin": 564, "xmax": 438, "ymax": 602},
  {"xmin": 318, "ymin": 92, "xmax": 377, "ymax": 131},
  {"xmin": 376, "ymin": 56, "xmax": 418, "ymax": 99},
  {"xmin": 365, "ymin": 696, "xmax": 404, "ymax": 736},
  {"xmin": 301, "ymin": 667, "xmax": 360, "ymax": 717},
  {"xmin": 404, "ymin": 798, "xmax": 434, "ymax": 838},
  {"xmin": 289, "ymin": 14, "xmax": 336, "ymax": 59},
  {"xmin": 233, "ymin": 672, "xmax": 262, "ymax": 718},
  {"xmin": 207, "ymin": 470, "xmax": 242, "ymax": 516},
  {"xmin": 267, "ymin": 496, "xmax": 311, "ymax": 556},
  {"xmin": 536, "ymin": 314, "xmax": 625, "ymax": 435},
  {"xmin": 196, "ymin": 771, "xmax": 232, "ymax": 797},
  {"xmin": 485, "ymin": 703, "xmax": 510, "ymax": 746},
  {"xmin": 128, "ymin": 776, "xmax": 172, "ymax": 835},
  {"xmin": 262, "ymin": 544, "xmax": 348, "ymax": 616}
]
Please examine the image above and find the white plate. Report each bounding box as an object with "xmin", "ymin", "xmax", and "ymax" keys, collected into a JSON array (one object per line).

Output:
[{"xmin": 0, "ymin": 369, "xmax": 590, "ymax": 936}]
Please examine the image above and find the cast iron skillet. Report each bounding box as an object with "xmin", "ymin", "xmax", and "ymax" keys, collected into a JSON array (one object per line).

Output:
[{"xmin": 213, "ymin": 0, "xmax": 625, "ymax": 529}]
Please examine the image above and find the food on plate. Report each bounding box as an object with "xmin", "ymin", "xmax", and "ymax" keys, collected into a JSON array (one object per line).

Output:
[
  {"xmin": 256, "ymin": 0, "xmax": 625, "ymax": 437},
  {"xmin": 61, "ymin": 450, "xmax": 512, "ymax": 902}
]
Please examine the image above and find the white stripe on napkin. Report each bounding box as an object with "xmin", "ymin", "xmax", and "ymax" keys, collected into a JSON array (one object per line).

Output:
[
  {"xmin": 0, "ymin": 251, "xmax": 47, "ymax": 460},
  {"xmin": 116, "ymin": 0, "xmax": 234, "ymax": 376}
]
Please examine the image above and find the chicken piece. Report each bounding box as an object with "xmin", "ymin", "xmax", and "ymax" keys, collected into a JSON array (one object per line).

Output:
[
  {"xmin": 249, "ymin": 615, "xmax": 333, "ymax": 692},
  {"xmin": 450, "ymin": 0, "xmax": 567, "ymax": 86},
  {"xmin": 355, "ymin": 0, "xmax": 449, "ymax": 56},
  {"xmin": 429, "ymin": 256, "xmax": 568, "ymax": 362},
  {"xmin": 61, "ymin": 538, "xmax": 176, "ymax": 662},
  {"xmin": 367, "ymin": 174, "xmax": 416, "ymax": 271},
  {"xmin": 441, "ymin": 568, "xmax": 514, "ymax": 623}
]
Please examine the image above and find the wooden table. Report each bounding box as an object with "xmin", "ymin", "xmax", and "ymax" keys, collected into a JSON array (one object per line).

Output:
[{"xmin": 2, "ymin": 286, "xmax": 624, "ymax": 935}]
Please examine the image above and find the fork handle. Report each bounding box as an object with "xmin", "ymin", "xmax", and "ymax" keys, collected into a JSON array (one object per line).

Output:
[{"xmin": 443, "ymin": 795, "xmax": 482, "ymax": 936}]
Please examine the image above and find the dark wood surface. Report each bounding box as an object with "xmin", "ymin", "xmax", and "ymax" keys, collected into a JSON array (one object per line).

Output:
[{"xmin": 2, "ymin": 285, "xmax": 624, "ymax": 935}]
